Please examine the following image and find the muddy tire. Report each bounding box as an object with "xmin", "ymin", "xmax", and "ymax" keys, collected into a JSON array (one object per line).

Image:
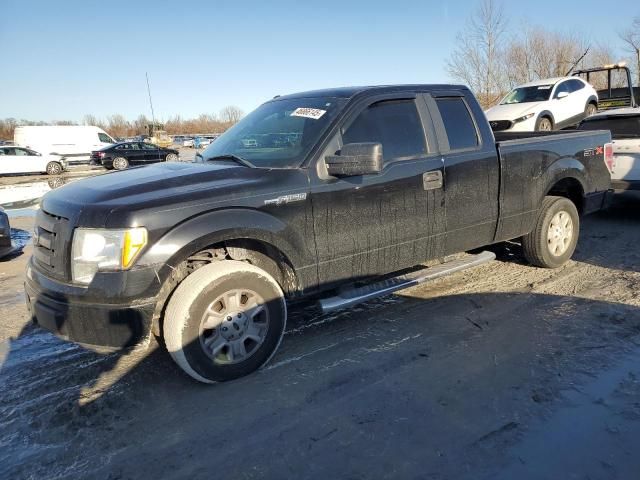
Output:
[
  {"xmin": 112, "ymin": 157, "xmax": 129, "ymax": 170},
  {"xmin": 164, "ymin": 260, "xmax": 286, "ymax": 383},
  {"xmin": 45, "ymin": 161, "xmax": 62, "ymax": 175},
  {"xmin": 535, "ymin": 116, "xmax": 553, "ymax": 132},
  {"xmin": 522, "ymin": 196, "xmax": 580, "ymax": 268}
]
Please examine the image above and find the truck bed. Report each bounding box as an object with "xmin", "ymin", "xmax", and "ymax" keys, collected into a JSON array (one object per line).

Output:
[{"xmin": 492, "ymin": 129, "xmax": 612, "ymax": 243}]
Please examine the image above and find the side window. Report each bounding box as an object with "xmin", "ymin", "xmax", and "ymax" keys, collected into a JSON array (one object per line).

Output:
[
  {"xmin": 116, "ymin": 144, "xmax": 128, "ymax": 150},
  {"xmin": 435, "ymin": 97, "xmax": 479, "ymax": 151},
  {"xmin": 342, "ymin": 99, "xmax": 427, "ymax": 162},
  {"xmin": 14, "ymin": 148, "xmax": 29, "ymax": 156},
  {"xmin": 0, "ymin": 148, "xmax": 6, "ymax": 156},
  {"xmin": 141, "ymin": 143, "xmax": 157, "ymax": 150},
  {"xmin": 569, "ymin": 79, "xmax": 585, "ymax": 92},
  {"xmin": 554, "ymin": 81, "xmax": 571, "ymax": 98},
  {"xmin": 98, "ymin": 133, "xmax": 113, "ymax": 143}
]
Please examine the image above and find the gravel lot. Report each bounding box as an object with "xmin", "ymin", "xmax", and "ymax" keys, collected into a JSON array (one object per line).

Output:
[{"xmin": 0, "ymin": 186, "xmax": 639, "ymax": 479}]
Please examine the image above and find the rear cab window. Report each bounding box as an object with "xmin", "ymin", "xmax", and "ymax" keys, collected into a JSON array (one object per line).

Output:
[
  {"xmin": 435, "ymin": 97, "xmax": 479, "ymax": 151},
  {"xmin": 579, "ymin": 115, "xmax": 640, "ymax": 139},
  {"xmin": 342, "ymin": 99, "xmax": 427, "ymax": 163}
]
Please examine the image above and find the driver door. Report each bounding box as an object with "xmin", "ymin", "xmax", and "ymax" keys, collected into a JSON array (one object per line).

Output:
[{"xmin": 310, "ymin": 95, "xmax": 446, "ymax": 288}]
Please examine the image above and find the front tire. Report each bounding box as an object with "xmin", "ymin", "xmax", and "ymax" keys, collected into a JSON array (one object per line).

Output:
[
  {"xmin": 585, "ymin": 102, "xmax": 597, "ymax": 117},
  {"xmin": 164, "ymin": 260, "xmax": 287, "ymax": 383},
  {"xmin": 45, "ymin": 161, "xmax": 62, "ymax": 175},
  {"xmin": 112, "ymin": 157, "xmax": 129, "ymax": 170},
  {"xmin": 535, "ymin": 116, "xmax": 553, "ymax": 132},
  {"xmin": 521, "ymin": 196, "xmax": 580, "ymax": 268}
]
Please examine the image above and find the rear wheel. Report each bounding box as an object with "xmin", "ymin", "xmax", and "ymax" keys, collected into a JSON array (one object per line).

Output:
[
  {"xmin": 164, "ymin": 260, "xmax": 287, "ymax": 383},
  {"xmin": 165, "ymin": 153, "xmax": 178, "ymax": 162},
  {"xmin": 112, "ymin": 157, "xmax": 129, "ymax": 170},
  {"xmin": 45, "ymin": 161, "xmax": 62, "ymax": 175},
  {"xmin": 522, "ymin": 196, "xmax": 579, "ymax": 268},
  {"xmin": 535, "ymin": 116, "xmax": 553, "ymax": 132}
]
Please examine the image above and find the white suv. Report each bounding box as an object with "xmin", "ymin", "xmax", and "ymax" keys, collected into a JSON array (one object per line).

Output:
[{"xmin": 486, "ymin": 77, "xmax": 598, "ymax": 132}]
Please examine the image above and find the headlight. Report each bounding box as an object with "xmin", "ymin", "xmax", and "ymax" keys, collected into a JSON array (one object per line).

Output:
[
  {"xmin": 513, "ymin": 113, "xmax": 535, "ymax": 123},
  {"xmin": 71, "ymin": 227, "xmax": 147, "ymax": 284}
]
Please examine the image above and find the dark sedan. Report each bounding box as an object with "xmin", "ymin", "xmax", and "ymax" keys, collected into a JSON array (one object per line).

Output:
[{"xmin": 90, "ymin": 142, "xmax": 179, "ymax": 170}]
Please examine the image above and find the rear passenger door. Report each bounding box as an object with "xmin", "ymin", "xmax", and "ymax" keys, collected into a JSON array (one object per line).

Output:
[
  {"xmin": 311, "ymin": 95, "xmax": 446, "ymax": 287},
  {"xmin": 427, "ymin": 92, "xmax": 500, "ymax": 255}
]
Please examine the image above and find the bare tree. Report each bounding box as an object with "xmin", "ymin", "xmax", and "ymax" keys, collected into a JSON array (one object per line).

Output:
[
  {"xmin": 446, "ymin": 0, "xmax": 509, "ymax": 108},
  {"xmin": 219, "ymin": 106, "xmax": 244, "ymax": 125},
  {"xmin": 619, "ymin": 16, "xmax": 640, "ymax": 84}
]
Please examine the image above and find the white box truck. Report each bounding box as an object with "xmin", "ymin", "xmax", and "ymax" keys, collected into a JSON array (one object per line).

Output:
[{"xmin": 14, "ymin": 126, "xmax": 116, "ymax": 164}]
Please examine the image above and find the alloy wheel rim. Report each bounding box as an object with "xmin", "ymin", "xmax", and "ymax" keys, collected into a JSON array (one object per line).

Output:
[
  {"xmin": 547, "ymin": 211, "xmax": 573, "ymax": 256},
  {"xmin": 199, "ymin": 288, "xmax": 269, "ymax": 365}
]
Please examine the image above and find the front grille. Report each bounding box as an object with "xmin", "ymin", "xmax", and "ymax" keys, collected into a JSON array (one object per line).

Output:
[
  {"xmin": 489, "ymin": 120, "xmax": 513, "ymax": 131},
  {"xmin": 33, "ymin": 209, "xmax": 72, "ymax": 280}
]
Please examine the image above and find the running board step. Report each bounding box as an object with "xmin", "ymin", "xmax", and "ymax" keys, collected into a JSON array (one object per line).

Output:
[{"xmin": 318, "ymin": 251, "xmax": 496, "ymax": 313}]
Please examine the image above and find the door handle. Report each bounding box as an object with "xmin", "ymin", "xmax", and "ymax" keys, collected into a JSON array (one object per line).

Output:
[{"xmin": 423, "ymin": 170, "xmax": 443, "ymax": 190}]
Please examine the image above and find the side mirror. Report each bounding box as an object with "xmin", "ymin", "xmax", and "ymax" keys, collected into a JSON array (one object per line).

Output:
[
  {"xmin": 556, "ymin": 91, "xmax": 569, "ymax": 99},
  {"xmin": 325, "ymin": 142, "xmax": 383, "ymax": 177}
]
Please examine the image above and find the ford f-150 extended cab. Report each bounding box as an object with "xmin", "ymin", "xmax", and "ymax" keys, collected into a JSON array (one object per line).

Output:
[{"xmin": 25, "ymin": 84, "xmax": 614, "ymax": 383}]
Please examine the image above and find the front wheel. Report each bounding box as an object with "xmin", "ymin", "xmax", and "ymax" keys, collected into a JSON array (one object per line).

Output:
[
  {"xmin": 585, "ymin": 103, "xmax": 597, "ymax": 117},
  {"xmin": 521, "ymin": 196, "xmax": 580, "ymax": 268},
  {"xmin": 45, "ymin": 161, "xmax": 63, "ymax": 175},
  {"xmin": 164, "ymin": 260, "xmax": 287, "ymax": 383},
  {"xmin": 535, "ymin": 116, "xmax": 553, "ymax": 132}
]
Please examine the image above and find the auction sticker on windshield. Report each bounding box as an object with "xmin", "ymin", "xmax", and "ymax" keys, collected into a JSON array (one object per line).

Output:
[{"xmin": 290, "ymin": 107, "xmax": 326, "ymax": 120}]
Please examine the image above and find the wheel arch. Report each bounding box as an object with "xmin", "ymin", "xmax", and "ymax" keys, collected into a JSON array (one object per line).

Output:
[
  {"xmin": 139, "ymin": 208, "xmax": 313, "ymax": 296},
  {"xmin": 537, "ymin": 110, "xmax": 555, "ymax": 126},
  {"xmin": 544, "ymin": 172, "xmax": 586, "ymax": 215}
]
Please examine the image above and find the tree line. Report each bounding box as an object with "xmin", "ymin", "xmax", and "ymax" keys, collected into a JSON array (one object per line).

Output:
[
  {"xmin": 0, "ymin": 105, "xmax": 244, "ymax": 140},
  {"xmin": 446, "ymin": 0, "xmax": 640, "ymax": 108}
]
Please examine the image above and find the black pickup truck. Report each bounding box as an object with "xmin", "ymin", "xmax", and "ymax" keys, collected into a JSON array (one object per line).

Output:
[{"xmin": 25, "ymin": 84, "xmax": 613, "ymax": 383}]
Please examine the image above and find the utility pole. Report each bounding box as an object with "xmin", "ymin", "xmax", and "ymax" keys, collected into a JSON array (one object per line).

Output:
[{"xmin": 146, "ymin": 72, "xmax": 156, "ymax": 134}]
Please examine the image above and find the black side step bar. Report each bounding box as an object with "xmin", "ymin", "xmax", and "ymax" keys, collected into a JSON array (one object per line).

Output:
[{"xmin": 318, "ymin": 251, "xmax": 496, "ymax": 313}]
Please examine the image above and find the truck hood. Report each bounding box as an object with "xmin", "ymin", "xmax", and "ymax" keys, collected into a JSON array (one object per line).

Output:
[
  {"xmin": 485, "ymin": 102, "xmax": 544, "ymax": 120},
  {"xmin": 40, "ymin": 162, "xmax": 306, "ymax": 228}
]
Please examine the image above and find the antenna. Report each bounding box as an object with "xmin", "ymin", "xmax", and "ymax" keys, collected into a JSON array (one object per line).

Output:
[
  {"xmin": 146, "ymin": 72, "xmax": 156, "ymax": 129},
  {"xmin": 565, "ymin": 46, "xmax": 590, "ymax": 76}
]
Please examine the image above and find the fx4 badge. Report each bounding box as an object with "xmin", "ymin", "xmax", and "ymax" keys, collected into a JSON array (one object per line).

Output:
[
  {"xmin": 584, "ymin": 146, "xmax": 604, "ymax": 157},
  {"xmin": 264, "ymin": 193, "xmax": 307, "ymax": 206}
]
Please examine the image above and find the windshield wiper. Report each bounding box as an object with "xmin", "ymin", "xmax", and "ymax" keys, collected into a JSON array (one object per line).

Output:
[{"xmin": 204, "ymin": 154, "xmax": 254, "ymax": 168}]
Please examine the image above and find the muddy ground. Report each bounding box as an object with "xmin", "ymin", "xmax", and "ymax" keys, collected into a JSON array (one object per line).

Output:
[{"xmin": 0, "ymin": 191, "xmax": 639, "ymax": 480}]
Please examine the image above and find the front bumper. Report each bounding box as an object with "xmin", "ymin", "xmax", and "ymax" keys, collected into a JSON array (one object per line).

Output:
[{"xmin": 25, "ymin": 258, "xmax": 159, "ymax": 349}]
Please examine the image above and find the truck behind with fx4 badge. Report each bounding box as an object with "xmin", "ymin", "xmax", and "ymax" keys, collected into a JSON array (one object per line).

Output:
[{"xmin": 25, "ymin": 84, "xmax": 614, "ymax": 383}]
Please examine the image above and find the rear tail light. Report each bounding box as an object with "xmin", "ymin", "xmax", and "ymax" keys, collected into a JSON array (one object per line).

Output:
[{"xmin": 603, "ymin": 142, "xmax": 615, "ymax": 173}]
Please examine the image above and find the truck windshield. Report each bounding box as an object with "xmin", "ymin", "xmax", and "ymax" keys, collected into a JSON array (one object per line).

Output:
[
  {"xmin": 200, "ymin": 97, "xmax": 346, "ymax": 168},
  {"xmin": 501, "ymin": 85, "xmax": 553, "ymax": 104}
]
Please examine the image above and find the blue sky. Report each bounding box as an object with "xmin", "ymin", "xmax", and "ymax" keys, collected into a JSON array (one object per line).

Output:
[{"xmin": 0, "ymin": 0, "xmax": 636, "ymax": 122}]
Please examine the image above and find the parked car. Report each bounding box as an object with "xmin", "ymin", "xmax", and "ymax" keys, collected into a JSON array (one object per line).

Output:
[
  {"xmin": 486, "ymin": 77, "xmax": 598, "ymax": 132},
  {"xmin": 90, "ymin": 142, "xmax": 179, "ymax": 170},
  {"xmin": 0, "ymin": 146, "xmax": 66, "ymax": 175},
  {"xmin": 0, "ymin": 206, "xmax": 17, "ymax": 259},
  {"xmin": 14, "ymin": 125, "xmax": 115, "ymax": 165},
  {"xmin": 26, "ymin": 83, "xmax": 612, "ymax": 383},
  {"xmin": 194, "ymin": 136, "xmax": 212, "ymax": 149},
  {"xmin": 183, "ymin": 137, "xmax": 195, "ymax": 148},
  {"xmin": 578, "ymin": 107, "xmax": 640, "ymax": 191}
]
